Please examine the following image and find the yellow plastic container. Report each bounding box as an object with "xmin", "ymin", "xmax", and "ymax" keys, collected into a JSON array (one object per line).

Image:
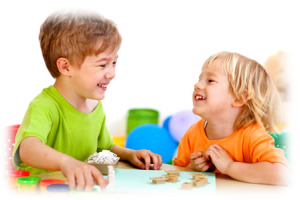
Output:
[{"xmin": 17, "ymin": 176, "xmax": 41, "ymax": 193}]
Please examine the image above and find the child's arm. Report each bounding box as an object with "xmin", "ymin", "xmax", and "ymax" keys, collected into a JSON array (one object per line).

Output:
[
  {"xmin": 205, "ymin": 144, "xmax": 290, "ymax": 185},
  {"xmin": 110, "ymin": 145, "xmax": 162, "ymax": 170},
  {"xmin": 19, "ymin": 137, "xmax": 108, "ymax": 190}
]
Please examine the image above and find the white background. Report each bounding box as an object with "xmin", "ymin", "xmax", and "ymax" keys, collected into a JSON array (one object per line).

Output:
[{"xmin": 0, "ymin": 0, "xmax": 299, "ymax": 198}]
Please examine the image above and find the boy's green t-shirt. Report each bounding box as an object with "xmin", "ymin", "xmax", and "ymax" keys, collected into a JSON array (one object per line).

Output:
[{"xmin": 12, "ymin": 85, "xmax": 114, "ymax": 175}]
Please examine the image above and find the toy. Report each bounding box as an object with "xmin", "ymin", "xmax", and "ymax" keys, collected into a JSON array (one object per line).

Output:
[
  {"xmin": 193, "ymin": 179, "xmax": 208, "ymax": 187},
  {"xmin": 162, "ymin": 115, "xmax": 173, "ymax": 131},
  {"xmin": 125, "ymin": 124, "xmax": 177, "ymax": 163},
  {"xmin": 165, "ymin": 175, "xmax": 179, "ymax": 183},
  {"xmin": 86, "ymin": 151, "xmax": 120, "ymax": 175},
  {"xmin": 46, "ymin": 184, "xmax": 70, "ymax": 192},
  {"xmin": 108, "ymin": 165, "xmax": 115, "ymax": 185},
  {"xmin": 181, "ymin": 182, "xmax": 193, "ymax": 190},
  {"xmin": 169, "ymin": 110, "xmax": 200, "ymax": 142},
  {"xmin": 150, "ymin": 177, "xmax": 167, "ymax": 184},
  {"xmin": 16, "ymin": 176, "xmax": 41, "ymax": 192},
  {"xmin": 165, "ymin": 169, "xmax": 181, "ymax": 176},
  {"xmin": 190, "ymin": 173, "xmax": 206, "ymax": 180},
  {"xmin": 40, "ymin": 179, "xmax": 65, "ymax": 192},
  {"xmin": 126, "ymin": 108, "xmax": 159, "ymax": 135}
]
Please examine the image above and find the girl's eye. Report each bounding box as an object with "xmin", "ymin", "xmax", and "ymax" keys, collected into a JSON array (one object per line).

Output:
[
  {"xmin": 208, "ymin": 79, "xmax": 215, "ymax": 83},
  {"xmin": 99, "ymin": 65, "xmax": 106, "ymax": 68}
]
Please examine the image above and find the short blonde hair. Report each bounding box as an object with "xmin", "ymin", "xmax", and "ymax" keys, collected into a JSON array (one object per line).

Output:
[
  {"xmin": 39, "ymin": 11, "xmax": 122, "ymax": 78},
  {"xmin": 202, "ymin": 51, "xmax": 281, "ymax": 132}
]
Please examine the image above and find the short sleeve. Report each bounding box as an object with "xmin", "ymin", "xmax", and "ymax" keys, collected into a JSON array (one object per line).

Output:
[
  {"xmin": 248, "ymin": 130, "xmax": 289, "ymax": 166},
  {"xmin": 13, "ymin": 101, "xmax": 53, "ymax": 166},
  {"xmin": 97, "ymin": 114, "xmax": 114, "ymax": 151},
  {"xmin": 173, "ymin": 128, "xmax": 192, "ymax": 167}
]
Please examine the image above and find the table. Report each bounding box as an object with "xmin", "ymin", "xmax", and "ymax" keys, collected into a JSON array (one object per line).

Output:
[{"xmin": 36, "ymin": 161, "xmax": 288, "ymax": 196}]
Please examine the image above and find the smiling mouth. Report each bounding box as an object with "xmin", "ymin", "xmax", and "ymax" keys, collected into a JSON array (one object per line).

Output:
[
  {"xmin": 97, "ymin": 83, "xmax": 108, "ymax": 89},
  {"xmin": 195, "ymin": 94, "xmax": 206, "ymax": 101}
]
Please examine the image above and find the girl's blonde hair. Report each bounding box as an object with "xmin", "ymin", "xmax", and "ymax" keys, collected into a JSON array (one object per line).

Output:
[
  {"xmin": 39, "ymin": 11, "xmax": 122, "ymax": 78},
  {"xmin": 202, "ymin": 51, "xmax": 281, "ymax": 132}
]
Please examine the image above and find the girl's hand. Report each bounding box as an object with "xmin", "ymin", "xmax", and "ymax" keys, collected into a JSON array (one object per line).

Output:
[
  {"xmin": 204, "ymin": 144, "xmax": 234, "ymax": 174},
  {"xmin": 59, "ymin": 156, "xmax": 108, "ymax": 191},
  {"xmin": 128, "ymin": 150, "xmax": 163, "ymax": 170},
  {"xmin": 190, "ymin": 152, "xmax": 211, "ymax": 172}
]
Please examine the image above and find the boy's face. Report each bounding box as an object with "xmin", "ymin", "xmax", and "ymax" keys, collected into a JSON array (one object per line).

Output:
[
  {"xmin": 192, "ymin": 60, "xmax": 236, "ymax": 121},
  {"xmin": 70, "ymin": 49, "xmax": 118, "ymax": 101}
]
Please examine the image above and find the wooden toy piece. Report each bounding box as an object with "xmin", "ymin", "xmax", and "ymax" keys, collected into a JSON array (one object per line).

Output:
[
  {"xmin": 150, "ymin": 177, "xmax": 167, "ymax": 184},
  {"xmin": 164, "ymin": 169, "xmax": 181, "ymax": 176},
  {"xmin": 165, "ymin": 175, "xmax": 179, "ymax": 183},
  {"xmin": 181, "ymin": 182, "xmax": 193, "ymax": 190},
  {"xmin": 193, "ymin": 179, "xmax": 209, "ymax": 187},
  {"xmin": 108, "ymin": 165, "xmax": 115, "ymax": 185},
  {"xmin": 190, "ymin": 173, "xmax": 206, "ymax": 180}
]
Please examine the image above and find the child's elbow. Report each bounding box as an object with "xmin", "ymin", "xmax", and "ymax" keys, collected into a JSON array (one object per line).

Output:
[{"xmin": 270, "ymin": 163, "xmax": 290, "ymax": 186}]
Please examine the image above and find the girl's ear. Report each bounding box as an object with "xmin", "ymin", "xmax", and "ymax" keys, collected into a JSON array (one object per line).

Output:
[{"xmin": 56, "ymin": 57, "xmax": 72, "ymax": 76}]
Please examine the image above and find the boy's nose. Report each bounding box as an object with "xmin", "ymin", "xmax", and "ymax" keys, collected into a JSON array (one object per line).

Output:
[
  {"xmin": 105, "ymin": 67, "xmax": 115, "ymax": 79},
  {"xmin": 194, "ymin": 81, "xmax": 204, "ymax": 90}
]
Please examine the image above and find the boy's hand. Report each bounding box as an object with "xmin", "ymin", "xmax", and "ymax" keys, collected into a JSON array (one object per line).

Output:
[
  {"xmin": 59, "ymin": 156, "xmax": 108, "ymax": 191},
  {"xmin": 189, "ymin": 152, "xmax": 211, "ymax": 172},
  {"xmin": 204, "ymin": 144, "xmax": 233, "ymax": 174},
  {"xmin": 128, "ymin": 150, "xmax": 163, "ymax": 170}
]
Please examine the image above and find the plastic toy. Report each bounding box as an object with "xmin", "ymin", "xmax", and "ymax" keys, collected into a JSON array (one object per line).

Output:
[
  {"xmin": 16, "ymin": 176, "xmax": 41, "ymax": 192},
  {"xmin": 40, "ymin": 179, "xmax": 66, "ymax": 192},
  {"xmin": 162, "ymin": 115, "xmax": 173, "ymax": 131},
  {"xmin": 169, "ymin": 110, "xmax": 200, "ymax": 142},
  {"xmin": 46, "ymin": 184, "xmax": 70, "ymax": 192},
  {"xmin": 125, "ymin": 124, "xmax": 177, "ymax": 163},
  {"xmin": 126, "ymin": 108, "xmax": 159, "ymax": 135}
]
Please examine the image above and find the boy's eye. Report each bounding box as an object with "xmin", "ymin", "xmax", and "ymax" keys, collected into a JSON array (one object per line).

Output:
[
  {"xmin": 99, "ymin": 65, "xmax": 106, "ymax": 67},
  {"xmin": 208, "ymin": 79, "xmax": 215, "ymax": 83}
]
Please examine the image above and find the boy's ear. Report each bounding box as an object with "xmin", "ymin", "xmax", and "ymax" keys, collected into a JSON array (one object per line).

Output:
[
  {"xmin": 56, "ymin": 57, "xmax": 72, "ymax": 76},
  {"xmin": 232, "ymin": 99, "xmax": 245, "ymax": 108},
  {"xmin": 232, "ymin": 91, "xmax": 248, "ymax": 108}
]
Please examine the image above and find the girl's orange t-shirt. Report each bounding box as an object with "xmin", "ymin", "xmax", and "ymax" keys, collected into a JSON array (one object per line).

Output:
[{"xmin": 173, "ymin": 119, "xmax": 288, "ymax": 169}]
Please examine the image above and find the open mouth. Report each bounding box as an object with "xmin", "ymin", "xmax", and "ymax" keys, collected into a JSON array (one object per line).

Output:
[
  {"xmin": 195, "ymin": 94, "xmax": 206, "ymax": 101},
  {"xmin": 97, "ymin": 83, "xmax": 108, "ymax": 89}
]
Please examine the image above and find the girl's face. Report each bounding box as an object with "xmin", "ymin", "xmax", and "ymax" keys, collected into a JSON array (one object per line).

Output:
[{"xmin": 192, "ymin": 60, "xmax": 236, "ymax": 121}]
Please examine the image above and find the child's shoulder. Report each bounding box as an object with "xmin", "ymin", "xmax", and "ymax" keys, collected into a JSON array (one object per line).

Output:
[
  {"xmin": 238, "ymin": 123, "xmax": 270, "ymax": 141},
  {"xmin": 29, "ymin": 86, "xmax": 61, "ymax": 112},
  {"xmin": 185, "ymin": 119, "xmax": 205, "ymax": 134}
]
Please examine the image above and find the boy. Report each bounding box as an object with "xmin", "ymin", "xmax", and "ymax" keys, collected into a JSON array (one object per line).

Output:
[
  {"xmin": 173, "ymin": 51, "xmax": 289, "ymax": 185},
  {"xmin": 12, "ymin": 11, "xmax": 162, "ymax": 191}
]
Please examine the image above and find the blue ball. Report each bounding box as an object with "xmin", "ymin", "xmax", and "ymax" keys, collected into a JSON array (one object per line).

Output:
[
  {"xmin": 125, "ymin": 124, "xmax": 178, "ymax": 163},
  {"xmin": 162, "ymin": 115, "xmax": 173, "ymax": 131}
]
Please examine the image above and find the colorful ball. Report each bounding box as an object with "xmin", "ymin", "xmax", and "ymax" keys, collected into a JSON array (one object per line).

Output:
[
  {"xmin": 169, "ymin": 110, "xmax": 200, "ymax": 142},
  {"xmin": 162, "ymin": 115, "xmax": 173, "ymax": 131},
  {"xmin": 125, "ymin": 124, "xmax": 178, "ymax": 163}
]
